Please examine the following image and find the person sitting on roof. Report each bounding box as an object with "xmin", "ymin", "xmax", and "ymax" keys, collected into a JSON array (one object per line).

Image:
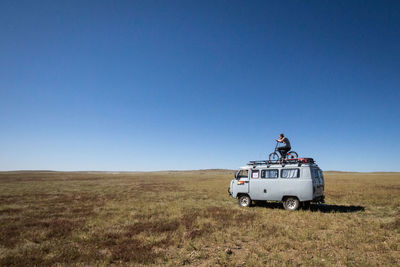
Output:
[{"xmin": 276, "ymin": 133, "xmax": 291, "ymax": 159}]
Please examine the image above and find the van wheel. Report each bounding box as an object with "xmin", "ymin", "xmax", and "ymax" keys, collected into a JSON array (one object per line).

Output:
[
  {"xmin": 238, "ymin": 195, "xmax": 251, "ymax": 207},
  {"xmin": 283, "ymin": 197, "xmax": 300, "ymax": 211}
]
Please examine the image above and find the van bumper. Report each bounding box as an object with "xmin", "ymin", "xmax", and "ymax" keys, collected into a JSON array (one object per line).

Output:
[{"xmin": 228, "ymin": 187, "xmax": 232, "ymax": 196}]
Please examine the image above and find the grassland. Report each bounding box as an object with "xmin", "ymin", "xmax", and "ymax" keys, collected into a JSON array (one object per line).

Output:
[{"xmin": 0, "ymin": 170, "xmax": 399, "ymax": 266}]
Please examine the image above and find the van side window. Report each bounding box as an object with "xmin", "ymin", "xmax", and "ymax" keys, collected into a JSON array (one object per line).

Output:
[
  {"xmin": 251, "ymin": 170, "xmax": 259, "ymax": 179},
  {"xmin": 281, "ymin": 169, "xmax": 300, "ymax": 178},
  {"xmin": 261, "ymin": 169, "xmax": 278, "ymax": 179},
  {"xmin": 237, "ymin": 170, "xmax": 248, "ymax": 178}
]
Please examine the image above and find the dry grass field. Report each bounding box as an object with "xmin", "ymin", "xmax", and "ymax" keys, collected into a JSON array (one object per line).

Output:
[{"xmin": 0, "ymin": 170, "xmax": 399, "ymax": 266}]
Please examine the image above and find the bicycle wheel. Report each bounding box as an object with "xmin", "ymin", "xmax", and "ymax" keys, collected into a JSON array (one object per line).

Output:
[
  {"xmin": 269, "ymin": 152, "xmax": 280, "ymax": 161},
  {"xmin": 287, "ymin": 151, "xmax": 298, "ymax": 159}
]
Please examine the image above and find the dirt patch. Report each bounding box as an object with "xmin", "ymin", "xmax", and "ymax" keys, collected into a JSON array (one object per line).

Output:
[
  {"xmin": 42, "ymin": 218, "xmax": 83, "ymax": 238},
  {"xmin": 179, "ymin": 207, "xmax": 257, "ymax": 239},
  {"xmin": 377, "ymin": 185, "xmax": 400, "ymax": 191},
  {"xmin": 0, "ymin": 208, "xmax": 22, "ymax": 215},
  {"xmin": 185, "ymin": 222, "xmax": 213, "ymax": 239},
  {"xmin": 0, "ymin": 223, "xmax": 20, "ymax": 247},
  {"xmin": 206, "ymin": 206, "xmax": 256, "ymax": 226},
  {"xmin": 182, "ymin": 211, "xmax": 199, "ymax": 229},
  {"xmin": 181, "ymin": 207, "xmax": 257, "ymax": 226},
  {"xmin": 91, "ymin": 221, "xmax": 179, "ymax": 264},
  {"xmin": 0, "ymin": 193, "xmax": 104, "ymax": 248},
  {"xmin": 110, "ymin": 238, "xmax": 166, "ymax": 264},
  {"xmin": 0, "ymin": 195, "xmax": 25, "ymax": 205},
  {"xmin": 134, "ymin": 182, "xmax": 184, "ymax": 193},
  {"xmin": 381, "ymin": 213, "xmax": 400, "ymax": 232},
  {"xmin": 126, "ymin": 220, "xmax": 180, "ymax": 236}
]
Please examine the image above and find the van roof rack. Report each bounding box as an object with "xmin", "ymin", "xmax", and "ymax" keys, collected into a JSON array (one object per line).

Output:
[{"xmin": 247, "ymin": 158, "xmax": 314, "ymax": 166}]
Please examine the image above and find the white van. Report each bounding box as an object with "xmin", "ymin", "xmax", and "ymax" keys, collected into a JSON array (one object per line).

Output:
[{"xmin": 228, "ymin": 158, "xmax": 325, "ymax": 211}]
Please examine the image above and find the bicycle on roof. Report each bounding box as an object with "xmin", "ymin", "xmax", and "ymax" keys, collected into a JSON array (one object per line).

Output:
[{"xmin": 268, "ymin": 133, "xmax": 298, "ymax": 161}]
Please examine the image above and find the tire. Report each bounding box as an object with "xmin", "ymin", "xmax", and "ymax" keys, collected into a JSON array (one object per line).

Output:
[
  {"xmin": 287, "ymin": 151, "xmax": 298, "ymax": 159},
  {"xmin": 269, "ymin": 152, "xmax": 280, "ymax": 161},
  {"xmin": 238, "ymin": 195, "xmax": 252, "ymax": 207},
  {"xmin": 283, "ymin": 197, "xmax": 300, "ymax": 211}
]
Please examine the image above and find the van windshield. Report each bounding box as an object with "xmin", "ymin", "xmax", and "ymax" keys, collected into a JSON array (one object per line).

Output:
[{"xmin": 236, "ymin": 170, "xmax": 248, "ymax": 179}]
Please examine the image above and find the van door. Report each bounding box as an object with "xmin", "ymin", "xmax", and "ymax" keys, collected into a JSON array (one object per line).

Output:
[
  {"xmin": 249, "ymin": 169, "xmax": 280, "ymax": 201},
  {"xmin": 311, "ymin": 168, "xmax": 323, "ymax": 197},
  {"xmin": 318, "ymin": 168, "xmax": 325, "ymax": 195},
  {"xmin": 261, "ymin": 169, "xmax": 281, "ymax": 201},
  {"xmin": 249, "ymin": 169, "xmax": 264, "ymax": 200}
]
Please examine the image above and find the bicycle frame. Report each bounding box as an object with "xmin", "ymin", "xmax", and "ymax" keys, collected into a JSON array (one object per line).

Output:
[
  {"xmin": 274, "ymin": 141, "xmax": 280, "ymax": 152},
  {"xmin": 275, "ymin": 141, "xmax": 288, "ymax": 158}
]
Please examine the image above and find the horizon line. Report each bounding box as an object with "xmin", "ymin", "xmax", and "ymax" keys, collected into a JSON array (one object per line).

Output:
[{"xmin": 1, "ymin": 169, "xmax": 399, "ymax": 174}]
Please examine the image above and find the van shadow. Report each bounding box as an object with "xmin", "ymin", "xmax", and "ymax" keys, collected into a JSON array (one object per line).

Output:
[
  {"xmin": 253, "ymin": 202, "xmax": 365, "ymax": 213},
  {"xmin": 308, "ymin": 204, "xmax": 365, "ymax": 213}
]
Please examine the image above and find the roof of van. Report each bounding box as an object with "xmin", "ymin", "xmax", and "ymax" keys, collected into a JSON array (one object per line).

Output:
[
  {"xmin": 240, "ymin": 166, "xmax": 252, "ymax": 170},
  {"xmin": 239, "ymin": 158, "xmax": 319, "ymax": 170},
  {"xmin": 240, "ymin": 164, "xmax": 318, "ymax": 170}
]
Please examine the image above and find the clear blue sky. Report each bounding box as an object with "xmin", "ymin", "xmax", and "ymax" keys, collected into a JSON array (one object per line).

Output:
[{"xmin": 1, "ymin": 0, "xmax": 399, "ymax": 172}]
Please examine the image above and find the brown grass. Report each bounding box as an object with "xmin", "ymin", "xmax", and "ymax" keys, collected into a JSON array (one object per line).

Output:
[{"xmin": 0, "ymin": 170, "xmax": 399, "ymax": 266}]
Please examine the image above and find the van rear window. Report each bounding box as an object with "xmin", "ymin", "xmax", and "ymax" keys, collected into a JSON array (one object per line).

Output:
[
  {"xmin": 281, "ymin": 169, "xmax": 300, "ymax": 178},
  {"xmin": 261, "ymin": 169, "xmax": 278, "ymax": 179},
  {"xmin": 312, "ymin": 169, "xmax": 320, "ymax": 179}
]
